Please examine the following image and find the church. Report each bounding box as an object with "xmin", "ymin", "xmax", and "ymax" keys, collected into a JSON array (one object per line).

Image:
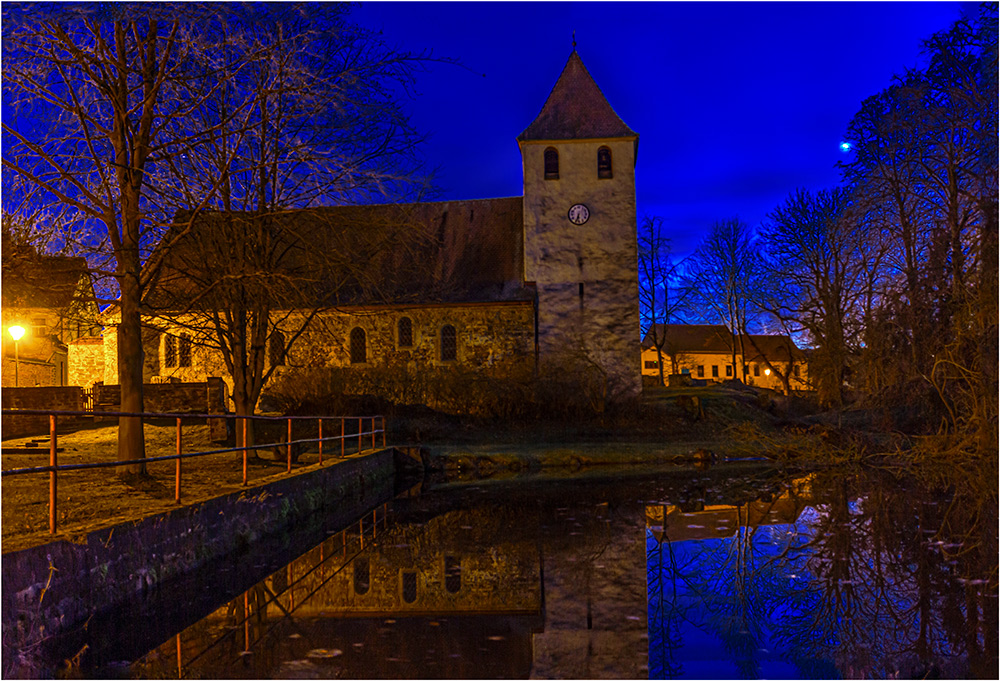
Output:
[{"xmin": 87, "ymin": 49, "xmax": 642, "ymax": 411}]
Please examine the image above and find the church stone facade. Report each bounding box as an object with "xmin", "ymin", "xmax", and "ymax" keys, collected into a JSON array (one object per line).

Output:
[{"xmin": 98, "ymin": 49, "xmax": 642, "ymax": 409}]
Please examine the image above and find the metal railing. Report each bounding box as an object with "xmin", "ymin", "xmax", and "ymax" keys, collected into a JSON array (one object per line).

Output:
[{"xmin": 1, "ymin": 409, "xmax": 388, "ymax": 536}]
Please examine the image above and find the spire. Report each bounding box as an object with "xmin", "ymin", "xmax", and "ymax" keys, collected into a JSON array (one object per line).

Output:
[{"xmin": 518, "ymin": 50, "xmax": 636, "ymax": 142}]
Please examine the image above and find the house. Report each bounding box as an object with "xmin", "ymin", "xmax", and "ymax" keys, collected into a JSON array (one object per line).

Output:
[
  {"xmin": 96, "ymin": 48, "xmax": 642, "ymax": 409},
  {"xmin": 640, "ymin": 324, "xmax": 809, "ymax": 392},
  {"xmin": 1, "ymin": 255, "xmax": 101, "ymax": 387}
]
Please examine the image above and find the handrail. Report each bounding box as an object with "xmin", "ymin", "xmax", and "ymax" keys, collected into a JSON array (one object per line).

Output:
[{"xmin": 1, "ymin": 409, "xmax": 389, "ymax": 536}]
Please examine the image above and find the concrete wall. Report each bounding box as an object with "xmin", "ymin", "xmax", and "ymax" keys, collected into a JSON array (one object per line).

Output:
[{"xmin": 521, "ymin": 137, "xmax": 641, "ymax": 397}]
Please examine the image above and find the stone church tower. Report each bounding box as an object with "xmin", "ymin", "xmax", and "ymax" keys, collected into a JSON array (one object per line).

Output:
[{"xmin": 518, "ymin": 49, "xmax": 641, "ymax": 395}]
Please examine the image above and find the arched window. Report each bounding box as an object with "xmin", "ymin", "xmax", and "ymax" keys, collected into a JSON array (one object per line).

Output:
[
  {"xmin": 178, "ymin": 334, "xmax": 192, "ymax": 367},
  {"xmin": 353, "ymin": 557, "xmax": 370, "ymax": 595},
  {"xmin": 444, "ymin": 556, "xmax": 462, "ymax": 594},
  {"xmin": 597, "ymin": 146, "xmax": 613, "ymax": 178},
  {"xmin": 269, "ymin": 330, "xmax": 285, "ymax": 366},
  {"xmin": 397, "ymin": 317, "xmax": 413, "ymax": 348},
  {"xmin": 544, "ymin": 147, "xmax": 559, "ymax": 180},
  {"xmin": 440, "ymin": 325, "xmax": 456, "ymax": 362},
  {"xmin": 349, "ymin": 327, "xmax": 367, "ymax": 364},
  {"xmin": 164, "ymin": 334, "xmax": 177, "ymax": 368},
  {"xmin": 401, "ymin": 571, "xmax": 418, "ymax": 604}
]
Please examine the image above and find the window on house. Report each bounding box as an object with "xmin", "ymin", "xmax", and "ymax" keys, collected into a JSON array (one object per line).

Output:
[
  {"xmin": 793, "ymin": 365, "xmax": 800, "ymax": 377},
  {"xmin": 644, "ymin": 360, "xmax": 658, "ymax": 369},
  {"xmin": 697, "ymin": 365, "xmax": 705, "ymax": 378},
  {"xmin": 398, "ymin": 317, "xmax": 413, "ymax": 348},
  {"xmin": 350, "ymin": 327, "xmax": 367, "ymax": 364},
  {"xmin": 440, "ymin": 325, "xmax": 457, "ymax": 362},
  {"xmin": 178, "ymin": 334, "xmax": 192, "ymax": 367},
  {"xmin": 597, "ymin": 146, "xmax": 613, "ymax": 178},
  {"xmin": 544, "ymin": 147, "xmax": 559, "ymax": 180},
  {"xmin": 401, "ymin": 571, "xmax": 418, "ymax": 604},
  {"xmin": 712, "ymin": 365, "xmax": 719, "ymax": 378},
  {"xmin": 681, "ymin": 367, "xmax": 690, "ymax": 374},
  {"xmin": 353, "ymin": 557, "xmax": 370, "ymax": 595},
  {"xmin": 726, "ymin": 364, "xmax": 733, "ymax": 377},
  {"xmin": 754, "ymin": 364, "xmax": 760, "ymax": 377},
  {"xmin": 269, "ymin": 331, "xmax": 285, "ymax": 366},
  {"xmin": 743, "ymin": 364, "xmax": 749, "ymax": 377},
  {"xmin": 32, "ymin": 317, "xmax": 47, "ymax": 338},
  {"xmin": 164, "ymin": 334, "xmax": 177, "ymax": 368},
  {"xmin": 444, "ymin": 556, "xmax": 462, "ymax": 594}
]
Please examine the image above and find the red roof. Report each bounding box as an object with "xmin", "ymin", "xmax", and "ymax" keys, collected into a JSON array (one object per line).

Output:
[
  {"xmin": 641, "ymin": 324, "xmax": 805, "ymax": 361},
  {"xmin": 518, "ymin": 50, "xmax": 637, "ymax": 142}
]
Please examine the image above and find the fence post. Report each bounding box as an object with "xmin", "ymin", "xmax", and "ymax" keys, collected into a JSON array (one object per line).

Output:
[
  {"xmin": 287, "ymin": 418, "xmax": 293, "ymax": 474},
  {"xmin": 318, "ymin": 419, "xmax": 323, "ymax": 465},
  {"xmin": 175, "ymin": 417, "xmax": 182, "ymax": 504},
  {"xmin": 382, "ymin": 415, "xmax": 386, "ymax": 448},
  {"xmin": 242, "ymin": 418, "xmax": 248, "ymax": 486},
  {"xmin": 341, "ymin": 418, "xmax": 345, "ymax": 458},
  {"xmin": 49, "ymin": 415, "xmax": 57, "ymax": 535},
  {"xmin": 358, "ymin": 417, "xmax": 362, "ymax": 454}
]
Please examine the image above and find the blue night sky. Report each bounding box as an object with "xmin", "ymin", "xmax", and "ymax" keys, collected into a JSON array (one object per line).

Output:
[{"xmin": 352, "ymin": 1, "xmax": 975, "ymax": 257}]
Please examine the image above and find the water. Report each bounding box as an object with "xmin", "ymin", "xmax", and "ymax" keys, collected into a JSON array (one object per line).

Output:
[{"xmin": 76, "ymin": 463, "xmax": 998, "ymax": 678}]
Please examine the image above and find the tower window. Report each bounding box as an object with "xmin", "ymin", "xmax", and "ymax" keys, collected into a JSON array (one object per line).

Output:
[
  {"xmin": 440, "ymin": 325, "xmax": 457, "ymax": 362},
  {"xmin": 444, "ymin": 556, "xmax": 462, "ymax": 594},
  {"xmin": 353, "ymin": 558, "xmax": 370, "ymax": 595},
  {"xmin": 597, "ymin": 146, "xmax": 613, "ymax": 178},
  {"xmin": 269, "ymin": 330, "xmax": 285, "ymax": 366},
  {"xmin": 544, "ymin": 147, "xmax": 559, "ymax": 180},
  {"xmin": 397, "ymin": 317, "xmax": 413, "ymax": 348},
  {"xmin": 349, "ymin": 327, "xmax": 367, "ymax": 364},
  {"xmin": 401, "ymin": 571, "xmax": 418, "ymax": 604}
]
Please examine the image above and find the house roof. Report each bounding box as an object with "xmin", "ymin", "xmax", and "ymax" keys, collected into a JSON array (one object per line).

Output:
[
  {"xmin": 1, "ymin": 255, "xmax": 91, "ymax": 311},
  {"xmin": 145, "ymin": 196, "xmax": 530, "ymax": 311},
  {"xmin": 641, "ymin": 324, "xmax": 806, "ymax": 361},
  {"xmin": 518, "ymin": 50, "xmax": 637, "ymax": 143}
]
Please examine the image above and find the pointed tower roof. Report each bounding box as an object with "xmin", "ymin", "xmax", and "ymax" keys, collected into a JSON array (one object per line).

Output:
[{"xmin": 518, "ymin": 50, "xmax": 637, "ymax": 142}]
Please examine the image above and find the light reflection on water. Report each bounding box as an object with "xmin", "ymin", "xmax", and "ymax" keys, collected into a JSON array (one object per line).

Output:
[{"xmin": 123, "ymin": 465, "xmax": 995, "ymax": 679}]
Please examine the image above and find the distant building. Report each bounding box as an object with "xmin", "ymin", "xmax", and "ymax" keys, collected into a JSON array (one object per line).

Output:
[
  {"xmin": 1, "ymin": 255, "xmax": 100, "ymax": 387},
  {"xmin": 99, "ymin": 48, "xmax": 642, "ymax": 408},
  {"xmin": 640, "ymin": 324, "xmax": 809, "ymax": 392}
]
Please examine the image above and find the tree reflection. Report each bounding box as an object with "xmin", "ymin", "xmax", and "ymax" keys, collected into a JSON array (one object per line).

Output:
[{"xmin": 647, "ymin": 469, "xmax": 998, "ymax": 679}]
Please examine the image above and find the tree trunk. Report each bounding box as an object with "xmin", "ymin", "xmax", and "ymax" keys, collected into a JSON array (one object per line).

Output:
[{"xmin": 116, "ymin": 246, "xmax": 146, "ymax": 473}]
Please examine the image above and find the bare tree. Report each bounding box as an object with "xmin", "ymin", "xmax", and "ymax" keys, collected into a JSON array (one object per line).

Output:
[
  {"xmin": 144, "ymin": 6, "xmax": 433, "ymax": 432},
  {"xmin": 2, "ymin": 5, "xmax": 228, "ymax": 471},
  {"xmin": 684, "ymin": 218, "xmax": 760, "ymax": 382},
  {"xmin": 638, "ymin": 215, "xmax": 690, "ymax": 386}
]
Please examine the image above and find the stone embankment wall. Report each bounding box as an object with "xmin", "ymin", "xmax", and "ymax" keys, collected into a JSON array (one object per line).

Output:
[
  {"xmin": 1, "ymin": 448, "xmax": 398, "ymax": 669},
  {"xmin": 1, "ymin": 386, "xmax": 85, "ymax": 438}
]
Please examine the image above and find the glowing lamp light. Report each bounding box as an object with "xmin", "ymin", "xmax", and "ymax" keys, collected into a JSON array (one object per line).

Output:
[
  {"xmin": 8, "ymin": 325, "xmax": 25, "ymax": 341},
  {"xmin": 8, "ymin": 325, "xmax": 25, "ymax": 387},
  {"xmin": 839, "ymin": 141, "xmax": 852, "ymax": 153},
  {"xmin": 764, "ymin": 368, "xmax": 771, "ymax": 376}
]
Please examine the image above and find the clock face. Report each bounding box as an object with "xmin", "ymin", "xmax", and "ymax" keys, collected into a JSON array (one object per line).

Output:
[{"xmin": 568, "ymin": 203, "xmax": 590, "ymax": 225}]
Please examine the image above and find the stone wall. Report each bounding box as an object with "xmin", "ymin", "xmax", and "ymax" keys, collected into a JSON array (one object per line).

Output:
[
  {"xmin": 521, "ymin": 137, "xmax": 641, "ymax": 397},
  {"xmin": 1, "ymin": 386, "xmax": 85, "ymax": 438},
  {"xmin": 94, "ymin": 378, "xmax": 229, "ymax": 440},
  {"xmin": 1, "ymin": 357, "xmax": 56, "ymax": 389},
  {"xmin": 68, "ymin": 336, "xmax": 105, "ymax": 388},
  {"xmin": 103, "ymin": 302, "xmax": 535, "ymax": 413}
]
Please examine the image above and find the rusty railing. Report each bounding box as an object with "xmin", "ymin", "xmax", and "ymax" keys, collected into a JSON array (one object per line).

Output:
[{"xmin": 1, "ymin": 409, "xmax": 388, "ymax": 536}]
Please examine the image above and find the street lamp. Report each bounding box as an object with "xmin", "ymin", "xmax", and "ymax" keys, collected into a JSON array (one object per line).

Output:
[{"xmin": 8, "ymin": 325, "xmax": 25, "ymax": 387}]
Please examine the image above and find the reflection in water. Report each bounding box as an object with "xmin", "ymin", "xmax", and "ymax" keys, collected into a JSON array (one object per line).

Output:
[
  {"xmin": 647, "ymin": 470, "xmax": 998, "ymax": 679},
  {"xmin": 124, "ymin": 464, "xmax": 996, "ymax": 679}
]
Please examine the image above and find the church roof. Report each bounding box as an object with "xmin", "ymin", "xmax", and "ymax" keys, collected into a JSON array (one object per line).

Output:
[
  {"xmin": 518, "ymin": 50, "xmax": 637, "ymax": 142},
  {"xmin": 1, "ymin": 255, "xmax": 91, "ymax": 310},
  {"xmin": 146, "ymin": 197, "xmax": 530, "ymax": 311}
]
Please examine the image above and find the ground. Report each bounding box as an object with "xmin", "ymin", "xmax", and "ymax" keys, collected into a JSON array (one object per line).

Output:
[{"xmin": 1, "ymin": 384, "xmax": 808, "ymax": 555}]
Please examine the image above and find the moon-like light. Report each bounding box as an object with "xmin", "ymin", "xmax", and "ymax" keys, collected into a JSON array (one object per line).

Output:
[{"xmin": 840, "ymin": 141, "xmax": 852, "ymax": 153}]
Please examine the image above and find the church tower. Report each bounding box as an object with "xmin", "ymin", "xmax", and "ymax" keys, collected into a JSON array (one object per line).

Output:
[{"xmin": 518, "ymin": 49, "xmax": 641, "ymax": 396}]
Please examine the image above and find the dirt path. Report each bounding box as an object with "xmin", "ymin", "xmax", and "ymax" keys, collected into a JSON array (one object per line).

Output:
[{"xmin": 1, "ymin": 421, "xmax": 372, "ymax": 554}]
